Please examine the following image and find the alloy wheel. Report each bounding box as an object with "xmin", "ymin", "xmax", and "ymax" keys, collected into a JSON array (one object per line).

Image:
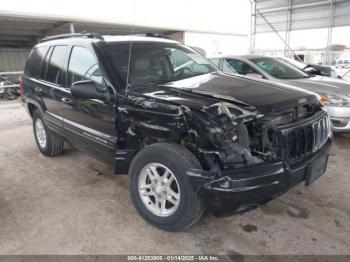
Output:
[{"xmin": 138, "ymin": 162, "xmax": 180, "ymax": 217}]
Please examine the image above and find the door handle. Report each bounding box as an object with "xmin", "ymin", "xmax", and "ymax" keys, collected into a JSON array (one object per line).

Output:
[
  {"xmin": 34, "ymin": 87, "xmax": 42, "ymax": 92},
  {"xmin": 61, "ymin": 97, "xmax": 72, "ymax": 104}
]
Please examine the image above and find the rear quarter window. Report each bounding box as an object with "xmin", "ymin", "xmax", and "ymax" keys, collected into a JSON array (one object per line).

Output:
[{"xmin": 24, "ymin": 46, "xmax": 49, "ymax": 78}]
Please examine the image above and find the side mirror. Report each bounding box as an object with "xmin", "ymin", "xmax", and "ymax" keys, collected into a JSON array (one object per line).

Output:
[
  {"xmin": 246, "ymin": 73, "xmax": 263, "ymax": 79},
  {"xmin": 71, "ymin": 80, "xmax": 105, "ymax": 100},
  {"xmin": 304, "ymin": 66, "xmax": 320, "ymax": 75}
]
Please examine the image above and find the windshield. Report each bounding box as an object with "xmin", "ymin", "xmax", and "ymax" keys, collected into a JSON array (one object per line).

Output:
[
  {"xmin": 104, "ymin": 42, "xmax": 217, "ymax": 88},
  {"xmin": 278, "ymin": 57, "xmax": 306, "ymax": 69},
  {"xmin": 250, "ymin": 57, "xmax": 310, "ymax": 79}
]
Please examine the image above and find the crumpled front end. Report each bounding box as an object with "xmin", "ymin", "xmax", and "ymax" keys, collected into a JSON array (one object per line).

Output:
[
  {"xmin": 115, "ymin": 85, "xmax": 332, "ymax": 216},
  {"xmin": 184, "ymin": 101, "xmax": 333, "ymax": 216}
]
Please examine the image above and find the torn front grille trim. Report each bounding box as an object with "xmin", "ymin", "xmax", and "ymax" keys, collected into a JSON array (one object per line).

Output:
[
  {"xmin": 311, "ymin": 114, "xmax": 329, "ymax": 153},
  {"xmin": 282, "ymin": 113, "xmax": 329, "ymax": 163}
]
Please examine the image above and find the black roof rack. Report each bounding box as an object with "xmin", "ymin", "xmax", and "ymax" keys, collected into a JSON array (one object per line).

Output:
[
  {"xmin": 39, "ymin": 32, "xmax": 104, "ymax": 43},
  {"xmin": 135, "ymin": 33, "xmax": 171, "ymax": 39}
]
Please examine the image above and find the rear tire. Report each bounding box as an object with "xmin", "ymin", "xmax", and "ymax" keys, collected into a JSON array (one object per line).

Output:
[
  {"xmin": 128, "ymin": 142, "xmax": 205, "ymax": 231},
  {"xmin": 33, "ymin": 111, "xmax": 64, "ymax": 156}
]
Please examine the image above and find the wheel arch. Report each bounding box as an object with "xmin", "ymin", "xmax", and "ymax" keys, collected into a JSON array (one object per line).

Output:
[
  {"xmin": 24, "ymin": 96, "xmax": 46, "ymax": 119},
  {"xmin": 28, "ymin": 103, "xmax": 38, "ymax": 118}
]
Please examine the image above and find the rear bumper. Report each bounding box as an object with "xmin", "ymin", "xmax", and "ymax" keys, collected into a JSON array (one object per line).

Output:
[
  {"xmin": 186, "ymin": 138, "xmax": 332, "ymax": 217},
  {"xmin": 327, "ymin": 106, "xmax": 350, "ymax": 132}
]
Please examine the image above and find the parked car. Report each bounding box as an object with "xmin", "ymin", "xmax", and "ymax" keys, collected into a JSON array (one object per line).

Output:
[
  {"xmin": 276, "ymin": 57, "xmax": 340, "ymax": 79},
  {"xmin": 336, "ymin": 59, "xmax": 350, "ymax": 69},
  {"xmin": 209, "ymin": 55, "xmax": 350, "ymax": 132},
  {"xmin": 22, "ymin": 33, "xmax": 332, "ymax": 231}
]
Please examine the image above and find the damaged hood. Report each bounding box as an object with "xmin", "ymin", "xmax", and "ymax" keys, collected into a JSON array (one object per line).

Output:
[{"xmin": 132, "ymin": 72, "xmax": 318, "ymax": 115}]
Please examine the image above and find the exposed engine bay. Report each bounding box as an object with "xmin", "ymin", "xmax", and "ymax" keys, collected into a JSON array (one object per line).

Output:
[{"xmin": 183, "ymin": 100, "xmax": 326, "ymax": 172}]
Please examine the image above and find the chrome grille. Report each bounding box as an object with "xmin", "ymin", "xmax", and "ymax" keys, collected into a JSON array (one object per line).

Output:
[{"xmin": 282, "ymin": 114, "xmax": 330, "ymax": 162}]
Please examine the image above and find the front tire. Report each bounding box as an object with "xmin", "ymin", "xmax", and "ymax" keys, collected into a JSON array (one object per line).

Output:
[
  {"xmin": 33, "ymin": 111, "xmax": 64, "ymax": 156},
  {"xmin": 128, "ymin": 143, "xmax": 205, "ymax": 231}
]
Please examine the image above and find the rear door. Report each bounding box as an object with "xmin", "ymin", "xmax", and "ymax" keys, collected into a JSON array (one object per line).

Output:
[
  {"xmin": 36, "ymin": 45, "xmax": 70, "ymax": 135},
  {"xmin": 61, "ymin": 45, "xmax": 116, "ymax": 165}
]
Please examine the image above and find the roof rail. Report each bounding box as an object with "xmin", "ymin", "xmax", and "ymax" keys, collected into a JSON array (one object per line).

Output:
[
  {"xmin": 135, "ymin": 33, "xmax": 171, "ymax": 39},
  {"xmin": 39, "ymin": 32, "xmax": 104, "ymax": 43}
]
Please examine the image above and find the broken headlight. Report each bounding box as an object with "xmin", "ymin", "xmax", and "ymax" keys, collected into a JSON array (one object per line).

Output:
[{"xmin": 209, "ymin": 122, "xmax": 250, "ymax": 151}]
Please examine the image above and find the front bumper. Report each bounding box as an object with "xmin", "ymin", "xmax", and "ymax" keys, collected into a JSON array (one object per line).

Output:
[
  {"xmin": 186, "ymin": 138, "xmax": 332, "ymax": 217},
  {"xmin": 327, "ymin": 106, "xmax": 350, "ymax": 132}
]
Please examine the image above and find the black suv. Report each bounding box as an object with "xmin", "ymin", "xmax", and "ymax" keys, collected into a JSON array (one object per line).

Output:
[{"xmin": 22, "ymin": 32, "xmax": 332, "ymax": 231}]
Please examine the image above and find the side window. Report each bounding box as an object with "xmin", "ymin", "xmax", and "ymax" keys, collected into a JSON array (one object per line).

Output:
[
  {"xmin": 226, "ymin": 59, "xmax": 261, "ymax": 76},
  {"xmin": 222, "ymin": 60, "xmax": 237, "ymax": 74},
  {"xmin": 45, "ymin": 46, "xmax": 68, "ymax": 85},
  {"xmin": 67, "ymin": 46, "xmax": 104, "ymax": 90},
  {"xmin": 40, "ymin": 46, "xmax": 52, "ymax": 80},
  {"xmin": 24, "ymin": 46, "xmax": 49, "ymax": 78}
]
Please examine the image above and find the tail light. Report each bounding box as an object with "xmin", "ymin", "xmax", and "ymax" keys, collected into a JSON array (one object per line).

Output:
[{"xmin": 19, "ymin": 79, "xmax": 24, "ymax": 96}]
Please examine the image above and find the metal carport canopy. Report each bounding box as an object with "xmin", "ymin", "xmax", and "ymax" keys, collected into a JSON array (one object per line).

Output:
[{"xmin": 254, "ymin": 0, "xmax": 350, "ymax": 33}]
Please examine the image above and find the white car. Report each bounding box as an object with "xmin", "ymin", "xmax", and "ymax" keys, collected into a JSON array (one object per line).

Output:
[{"xmin": 336, "ymin": 59, "xmax": 350, "ymax": 69}]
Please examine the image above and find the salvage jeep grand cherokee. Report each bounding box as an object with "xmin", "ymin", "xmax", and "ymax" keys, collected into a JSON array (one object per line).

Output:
[{"xmin": 21, "ymin": 32, "xmax": 332, "ymax": 231}]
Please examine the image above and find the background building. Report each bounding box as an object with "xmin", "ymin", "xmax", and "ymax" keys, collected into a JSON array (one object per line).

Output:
[{"xmin": 0, "ymin": 0, "xmax": 250, "ymax": 72}]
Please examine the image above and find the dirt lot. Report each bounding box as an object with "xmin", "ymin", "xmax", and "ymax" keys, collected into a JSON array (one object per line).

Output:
[{"xmin": 0, "ymin": 99, "xmax": 349, "ymax": 255}]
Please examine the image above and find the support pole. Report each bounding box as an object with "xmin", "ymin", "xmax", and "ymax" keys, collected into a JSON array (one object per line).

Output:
[
  {"xmin": 249, "ymin": 0, "xmax": 256, "ymax": 54},
  {"xmin": 326, "ymin": 0, "xmax": 335, "ymax": 65},
  {"xmin": 284, "ymin": 0, "xmax": 292, "ymax": 57},
  {"xmin": 69, "ymin": 23, "xmax": 75, "ymax": 34}
]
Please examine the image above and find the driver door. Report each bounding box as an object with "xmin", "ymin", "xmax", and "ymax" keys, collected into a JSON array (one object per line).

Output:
[{"xmin": 61, "ymin": 45, "xmax": 117, "ymax": 165}]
